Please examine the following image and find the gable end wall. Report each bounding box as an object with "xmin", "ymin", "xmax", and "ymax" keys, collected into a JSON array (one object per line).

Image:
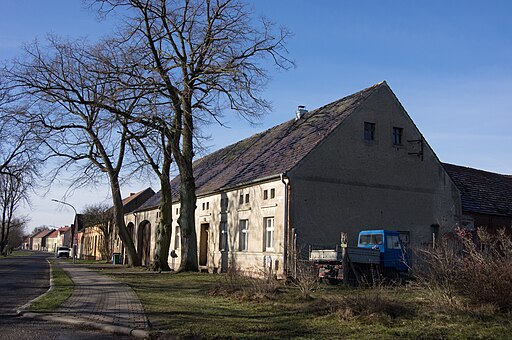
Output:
[{"xmin": 288, "ymin": 85, "xmax": 461, "ymax": 249}]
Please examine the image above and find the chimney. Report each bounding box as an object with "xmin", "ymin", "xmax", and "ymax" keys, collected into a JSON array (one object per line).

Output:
[{"xmin": 295, "ymin": 105, "xmax": 308, "ymax": 121}]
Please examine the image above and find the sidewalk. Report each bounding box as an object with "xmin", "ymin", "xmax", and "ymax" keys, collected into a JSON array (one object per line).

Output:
[{"xmin": 20, "ymin": 260, "xmax": 149, "ymax": 338}]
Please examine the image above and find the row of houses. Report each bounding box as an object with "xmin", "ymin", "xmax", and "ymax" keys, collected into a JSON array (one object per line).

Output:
[
  {"xmin": 25, "ymin": 226, "xmax": 71, "ymax": 252},
  {"xmin": 59, "ymin": 82, "xmax": 512, "ymax": 277}
]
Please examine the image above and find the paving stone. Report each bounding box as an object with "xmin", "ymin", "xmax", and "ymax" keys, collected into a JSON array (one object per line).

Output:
[{"xmin": 53, "ymin": 262, "xmax": 148, "ymax": 331}]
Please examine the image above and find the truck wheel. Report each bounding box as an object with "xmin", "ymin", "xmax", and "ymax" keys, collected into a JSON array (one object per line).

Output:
[{"xmin": 321, "ymin": 278, "xmax": 339, "ymax": 285}]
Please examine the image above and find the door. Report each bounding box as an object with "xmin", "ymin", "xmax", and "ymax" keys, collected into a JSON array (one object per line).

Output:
[{"xmin": 199, "ymin": 223, "xmax": 209, "ymax": 266}]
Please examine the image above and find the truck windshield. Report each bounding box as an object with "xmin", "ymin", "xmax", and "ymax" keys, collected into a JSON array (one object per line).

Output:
[{"xmin": 359, "ymin": 234, "xmax": 383, "ymax": 245}]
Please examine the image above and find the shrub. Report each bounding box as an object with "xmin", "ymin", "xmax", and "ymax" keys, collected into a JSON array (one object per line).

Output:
[
  {"xmin": 210, "ymin": 264, "xmax": 279, "ymax": 301},
  {"xmin": 415, "ymin": 227, "xmax": 512, "ymax": 311},
  {"xmin": 290, "ymin": 260, "xmax": 321, "ymax": 299},
  {"xmin": 457, "ymin": 228, "xmax": 512, "ymax": 311}
]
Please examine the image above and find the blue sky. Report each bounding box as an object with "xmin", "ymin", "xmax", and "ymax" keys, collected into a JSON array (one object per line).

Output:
[{"xmin": 1, "ymin": 1, "xmax": 511, "ymax": 230}]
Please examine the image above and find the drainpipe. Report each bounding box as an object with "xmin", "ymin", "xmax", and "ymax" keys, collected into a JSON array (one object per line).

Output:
[{"xmin": 281, "ymin": 173, "xmax": 290, "ymax": 276}]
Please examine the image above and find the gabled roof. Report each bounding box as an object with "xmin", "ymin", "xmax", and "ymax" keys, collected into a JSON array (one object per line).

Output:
[
  {"xmin": 101, "ymin": 188, "xmax": 155, "ymax": 217},
  {"xmin": 32, "ymin": 229, "xmax": 54, "ymax": 239},
  {"xmin": 137, "ymin": 82, "xmax": 387, "ymax": 212},
  {"xmin": 121, "ymin": 187, "xmax": 155, "ymax": 213},
  {"xmin": 46, "ymin": 230, "xmax": 59, "ymax": 238},
  {"xmin": 58, "ymin": 226, "xmax": 70, "ymax": 233},
  {"xmin": 443, "ymin": 163, "xmax": 512, "ymax": 217}
]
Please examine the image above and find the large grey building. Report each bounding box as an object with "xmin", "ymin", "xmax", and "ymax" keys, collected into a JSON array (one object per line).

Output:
[{"xmin": 128, "ymin": 81, "xmax": 462, "ymax": 276}]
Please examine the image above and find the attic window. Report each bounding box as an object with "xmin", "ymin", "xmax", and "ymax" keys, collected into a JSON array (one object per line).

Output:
[
  {"xmin": 270, "ymin": 188, "xmax": 275, "ymax": 199},
  {"xmin": 364, "ymin": 122, "xmax": 375, "ymax": 141},
  {"xmin": 393, "ymin": 127, "xmax": 403, "ymax": 145},
  {"xmin": 245, "ymin": 193, "xmax": 250, "ymax": 204},
  {"xmin": 239, "ymin": 194, "xmax": 244, "ymax": 205},
  {"xmin": 263, "ymin": 189, "xmax": 268, "ymax": 200}
]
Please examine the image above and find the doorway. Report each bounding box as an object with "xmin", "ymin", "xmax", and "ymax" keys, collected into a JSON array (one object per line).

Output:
[
  {"xmin": 138, "ymin": 221, "xmax": 151, "ymax": 266},
  {"xmin": 199, "ymin": 223, "xmax": 210, "ymax": 266}
]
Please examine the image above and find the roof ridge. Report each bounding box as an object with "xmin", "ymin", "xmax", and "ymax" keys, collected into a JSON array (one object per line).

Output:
[
  {"xmin": 193, "ymin": 81, "xmax": 386, "ymax": 171},
  {"xmin": 137, "ymin": 81, "xmax": 389, "ymax": 210},
  {"xmin": 443, "ymin": 162, "xmax": 511, "ymax": 177}
]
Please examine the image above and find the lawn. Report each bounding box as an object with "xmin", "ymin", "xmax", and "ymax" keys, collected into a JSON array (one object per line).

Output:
[
  {"xmin": 89, "ymin": 267, "xmax": 512, "ymax": 339},
  {"xmin": 0, "ymin": 250, "xmax": 31, "ymax": 258},
  {"xmin": 29, "ymin": 260, "xmax": 74, "ymax": 312}
]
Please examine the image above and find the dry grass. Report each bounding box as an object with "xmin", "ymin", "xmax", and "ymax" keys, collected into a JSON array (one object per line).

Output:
[
  {"xmin": 415, "ymin": 227, "xmax": 512, "ymax": 312},
  {"xmin": 79, "ymin": 260, "xmax": 512, "ymax": 339}
]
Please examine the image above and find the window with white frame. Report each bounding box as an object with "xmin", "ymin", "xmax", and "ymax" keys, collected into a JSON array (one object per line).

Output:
[
  {"xmin": 239, "ymin": 219, "xmax": 249, "ymax": 251},
  {"xmin": 219, "ymin": 221, "xmax": 228, "ymax": 251},
  {"xmin": 174, "ymin": 226, "xmax": 180, "ymax": 249},
  {"xmin": 264, "ymin": 217, "xmax": 275, "ymax": 251}
]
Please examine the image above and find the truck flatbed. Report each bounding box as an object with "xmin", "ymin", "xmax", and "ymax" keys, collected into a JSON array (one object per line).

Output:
[{"xmin": 309, "ymin": 246, "xmax": 380, "ymax": 265}]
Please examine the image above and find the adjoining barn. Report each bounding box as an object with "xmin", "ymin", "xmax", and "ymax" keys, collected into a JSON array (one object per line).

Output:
[{"xmin": 443, "ymin": 163, "xmax": 512, "ymax": 232}]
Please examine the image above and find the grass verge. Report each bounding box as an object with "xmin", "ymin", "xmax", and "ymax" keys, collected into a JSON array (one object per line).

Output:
[
  {"xmin": 0, "ymin": 250, "xmax": 31, "ymax": 258},
  {"xmin": 88, "ymin": 267, "xmax": 512, "ymax": 339},
  {"xmin": 29, "ymin": 260, "xmax": 74, "ymax": 312}
]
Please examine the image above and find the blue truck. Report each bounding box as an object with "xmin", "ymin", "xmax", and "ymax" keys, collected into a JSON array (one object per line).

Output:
[{"xmin": 309, "ymin": 230, "xmax": 409, "ymax": 284}]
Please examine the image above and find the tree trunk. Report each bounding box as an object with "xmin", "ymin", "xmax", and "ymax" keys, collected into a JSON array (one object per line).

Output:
[
  {"xmin": 177, "ymin": 169, "xmax": 198, "ymax": 271},
  {"xmin": 177, "ymin": 109, "xmax": 198, "ymax": 272},
  {"xmin": 152, "ymin": 173, "xmax": 173, "ymax": 271},
  {"xmin": 110, "ymin": 175, "xmax": 140, "ymax": 266}
]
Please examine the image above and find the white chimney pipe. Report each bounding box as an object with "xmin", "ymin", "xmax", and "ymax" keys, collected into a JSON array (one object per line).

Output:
[{"xmin": 295, "ymin": 105, "xmax": 308, "ymax": 121}]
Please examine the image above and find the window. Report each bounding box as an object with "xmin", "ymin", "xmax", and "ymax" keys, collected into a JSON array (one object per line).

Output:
[
  {"xmin": 245, "ymin": 193, "xmax": 250, "ymax": 204},
  {"xmin": 239, "ymin": 194, "xmax": 244, "ymax": 205},
  {"xmin": 174, "ymin": 227, "xmax": 180, "ymax": 249},
  {"xmin": 263, "ymin": 189, "xmax": 268, "ymax": 200},
  {"xmin": 239, "ymin": 219, "xmax": 249, "ymax": 251},
  {"xmin": 359, "ymin": 233, "xmax": 383, "ymax": 245},
  {"xmin": 386, "ymin": 235, "xmax": 402, "ymax": 250},
  {"xmin": 219, "ymin": 222, "xmax": 228, "ymax": 251},
  {"xmin": 270, "ymin": 188, "xmax": 275, "ymax": 199},
  {"xmin": 206, "ymin": 202, "xmax": 210, "ymax": 210},
  {"xmin": 264, "ymin": 217, "xmax": 275, "ymax": 251},
  {"xmin": 202, "ymin": 202, "xmax": 206, "ymax": 210},
  {"xmin": 364, "ymin": 122, "xmax": 375, "ymax": 141},
  {"xmin": 393, "ymin": 127, "xmax": 403, "ymax": 145}
]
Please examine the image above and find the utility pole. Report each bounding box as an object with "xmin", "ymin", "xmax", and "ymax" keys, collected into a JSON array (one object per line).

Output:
[{"xmin": 52, "ymin": 199, "xmax": 77, "ymax": 263}]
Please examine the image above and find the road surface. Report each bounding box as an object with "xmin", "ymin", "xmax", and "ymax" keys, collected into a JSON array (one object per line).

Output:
[{"xmin": 0, "ymin": 252, "xmax": 130, "ymax": 339}]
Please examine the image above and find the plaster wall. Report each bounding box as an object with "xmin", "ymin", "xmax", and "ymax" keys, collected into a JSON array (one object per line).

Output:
[
  {"xmin": 163, "ymin": 179, "xmax": 286, "ymax": 275},
  {"xmin": 289, "ymin": 85, "xmax": 461, "ymax": 250}
]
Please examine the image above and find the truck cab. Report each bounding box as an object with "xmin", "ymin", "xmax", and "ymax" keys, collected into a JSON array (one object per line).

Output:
[{"xmin": 357, "ymin": 230, "xmax": 408, "ymax": 272}]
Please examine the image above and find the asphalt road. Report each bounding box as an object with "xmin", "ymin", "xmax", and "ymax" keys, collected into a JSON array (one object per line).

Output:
[
  {"xmin": 0, "ymin": 252, "xmax": 130, "ymax": 339},
  {"xmin": 0, "ymin": 251, "xmax": 50, "ymax": 315}
]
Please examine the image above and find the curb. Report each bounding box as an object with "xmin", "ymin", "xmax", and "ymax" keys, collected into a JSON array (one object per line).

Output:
[
  {"xmin": 16, "ymin": 258, "xmax": 54, "ymax": 314},
  {"xmin": 20, "ymin": 312, "xmax": 150, "ymax": 338},
  {"xmin": 17, "ymin": 259, "xmax": 150, "ymax": 338}
]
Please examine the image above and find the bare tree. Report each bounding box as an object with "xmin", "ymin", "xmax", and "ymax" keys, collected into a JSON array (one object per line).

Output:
[
  {"xmin": 7, "ymin": 37, "xmax": 146, "ymax": 266},
  {"xmin": 93, "ymin": 0, "xmax": 293, "ymax": 271},
  {"xmin": 82, "ymin": 203, "xmax": 114, "ymax": 261},
  {"xmin": 6, "ymin": 217, "xmax": 27, "ymax": 251},
  {"xmin": 0, "ymin": 172, "xmax": 30, "ymax": 254},
  {"xmin": 0, "ymin": 88, "xmax": 38, "ymax": 254}
]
